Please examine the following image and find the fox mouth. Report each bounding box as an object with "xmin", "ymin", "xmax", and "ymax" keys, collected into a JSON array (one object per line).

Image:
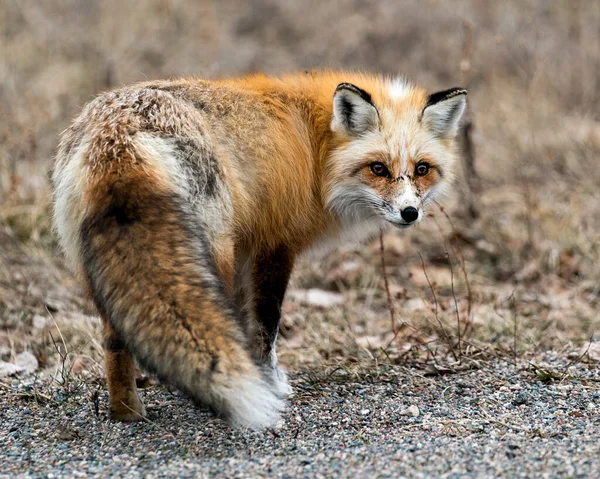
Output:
[
  {"xmin": 376, "ymin": 202, "xmax": 422, "ymax": 228},
  {"xmin": 382, "ymin": 208, "xmax": 421, "ymax": 228},
  {"xmin": 389, "ymin": 221, "xmax": 414, "ymax": 229}
]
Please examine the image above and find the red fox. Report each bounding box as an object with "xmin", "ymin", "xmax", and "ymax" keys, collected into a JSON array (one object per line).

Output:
[{"xmin": 51, "ymin": 71, "xmax": 466, "ymax": 429}]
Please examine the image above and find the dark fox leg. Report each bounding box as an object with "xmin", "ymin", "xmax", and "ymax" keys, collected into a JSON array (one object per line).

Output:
[
  {"xmin": 250, "ymin": 246, "xmax": 294, "ymax": 396},
  {"xmin": 101, "ymin": 315, "xmax": 146, "ymax": 421}
]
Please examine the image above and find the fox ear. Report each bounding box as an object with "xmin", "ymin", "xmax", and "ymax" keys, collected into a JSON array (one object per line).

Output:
[
  {"xmin": 421, "ymin": 88, "xmax": 467, "ymax": 138},
  {"xmin": 332, "ymin": 83, "xmax": 380, "ymax": 136}
]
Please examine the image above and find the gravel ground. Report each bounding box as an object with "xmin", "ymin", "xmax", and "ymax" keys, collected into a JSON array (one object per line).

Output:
[{"xmin": 1, "ymin": 356, "xmax": 599, "ymax": 478}]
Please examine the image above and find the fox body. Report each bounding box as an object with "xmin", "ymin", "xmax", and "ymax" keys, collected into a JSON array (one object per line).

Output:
[{"xmin": 51, "ymin": 71, "xmax": 466, "ymax": 429}]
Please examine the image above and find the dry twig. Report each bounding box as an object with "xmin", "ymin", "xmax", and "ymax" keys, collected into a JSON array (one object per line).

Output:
[{"xmin": 379, "ymin": 230, "xmax": 397, "ymax": 337}]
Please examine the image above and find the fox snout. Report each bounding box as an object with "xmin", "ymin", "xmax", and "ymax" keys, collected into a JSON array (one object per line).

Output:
[
  {"xmin": 383, "ymin": 201, "xmax": 423, "ymax": 228},
  {"xmin": 383, "ymin": 186, "xmax": 423, "ymax": 227}
]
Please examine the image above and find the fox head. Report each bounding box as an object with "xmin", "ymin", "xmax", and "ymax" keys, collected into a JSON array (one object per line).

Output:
[{"xmin": 325, "ymin": 79, "xmax": 466, "ymax": 229}]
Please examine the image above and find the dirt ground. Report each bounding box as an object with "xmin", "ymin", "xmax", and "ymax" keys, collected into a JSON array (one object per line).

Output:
[
  {"xmin": 2, "ymin": 357, "xmax": 599, "ymax": 478},
  {"xmin": 1, "ymin": 1, "xmax": 600, "ymax": 477}
]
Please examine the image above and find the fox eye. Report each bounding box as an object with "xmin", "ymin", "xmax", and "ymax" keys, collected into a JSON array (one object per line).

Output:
[
  {"xmin": 370, "ymin": 162, "xmax": 389, "ymax": 177},
  {"xmin": 415, "ymin": 162, "xmax": 430, "ymax": 176}
]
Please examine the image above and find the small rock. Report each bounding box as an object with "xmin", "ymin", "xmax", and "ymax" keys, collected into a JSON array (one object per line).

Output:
[
  {"xmin": 287, "ymin": 289, "xmax": 344, "ymax": 308},
  {"xmin": 587, "ymin": 342, "xmax": 600, "ymax": 362},
  {"xmin": 56, "ymin": 425, "xmax": 80, "ymax": 441},
  {"xmin": 356, "ymin": 335, "xmax": 389, "ymax": 350},
  {"xmin": 409, "ymin": 265, "xmax": 452, "ymax": 288},
  {"xmin": 0, "ymin": 351, "xmax": 39, "ymax": 378},
  {"xmin": 399, "ymin": 405, "xmax": 420, "ymax": 417},
  {"xmin": 325, "ymin": 260, "xmax": 363, "ymax": 286},
  {"xmin": 70, "ymin": 355, "xmax": 91, "ymax": 375},
  {"xmin": 15, "ymin": 351, "xmax": 39, "ymax": 375},
  {"xmin": 0, "ymin": 361, "xmax": 24, "ymax": 378},
  {"xmin": 360, "ymin": 409, "xmax": 370, "ymax": 416},
  {"xmin": 404, "ymin": 298, "xmax": 426, "ymax": 312},
  {"xmin": 512, "ymin": 391, "xmax": 529, "ymax": 406},
  {"xmin": 32, "ymin": 314, "xmax": 48, "ymax": 329}
]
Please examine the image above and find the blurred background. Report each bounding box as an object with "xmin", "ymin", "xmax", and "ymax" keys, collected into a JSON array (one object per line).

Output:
[{"xmin": 1, "ymin": 0, "xmax": 599, "ymax": 373}]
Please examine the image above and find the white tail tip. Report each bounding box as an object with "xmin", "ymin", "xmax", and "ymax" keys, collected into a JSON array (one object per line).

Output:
[{"xmin": 215, "ymin": 376, "xmax": 286, "ymax": 430}]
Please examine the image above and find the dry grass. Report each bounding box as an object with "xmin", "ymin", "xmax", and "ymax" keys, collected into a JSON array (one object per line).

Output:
[{"xmin": 1, "ymin": 0, "xmax": 599, "ymax": 377}]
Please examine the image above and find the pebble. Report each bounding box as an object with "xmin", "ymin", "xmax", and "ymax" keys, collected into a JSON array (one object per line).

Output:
[
  {"xmin": 512, "ymin": 391, "xmax": 530, "ymax": 406},
  {"xmin": 399, "ymin": 405, "xmax": 420, "ymax": 417},
  {"xmin": 0, "ymin": 357, "xmax": 598, "ymax": 478}
]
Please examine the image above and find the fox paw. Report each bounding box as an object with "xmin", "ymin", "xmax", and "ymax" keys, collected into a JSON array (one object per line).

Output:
[{"xmin": 109, "ymin": 391, "xmax": 147, "ymax": 422}]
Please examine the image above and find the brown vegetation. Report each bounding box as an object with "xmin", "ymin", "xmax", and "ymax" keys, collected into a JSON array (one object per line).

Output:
[{"xmin": 1, "ymin": 0, "xmax": 599, "ymax": 376}]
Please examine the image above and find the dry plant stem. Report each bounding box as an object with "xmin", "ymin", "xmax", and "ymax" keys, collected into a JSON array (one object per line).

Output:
[
  {"xmin": 7, "ymin": 331, "xmax": 15, "ymax": 362},
  {"xmin": 521, "ymin": 179, "xmax": 538, "ymax": 258},
  {"xmin": 431, "ymin": 210, "xmax": 467, "ymax": 360},
  {"xmin": 47, "ymin": 309, "xmax": 75, "ymax": 387},
  {"xmin": 379, "ymin": 230, "xmax": 397, "ymax": 336},
  {"xmin": 445, "ymin": 243, "xmax": 462, "ymax": 361},
  {"xmin": 561, "ymin": 336, "xmax": 594, "ymax": 374},
  {"xmin": 48, "ymin": 330, "xmax": 73, "ymax": 388},
  {"xmin": 379, "ymin": 230, "xmax": 424, "ymax": 362},
  {"xmin": 510, "ymin": 291, "xmax": 518, "ymax": 364},
  {"xmin": 0, "ymin": 381, "xmax": 12, "ymax": 390},
  {"xmin": 417, "ymin": 250, "xmax": 450, "ymax": 347},
  {"xmin": 439, "ymin": 206, "xmax": 474, "ymax": 328}
]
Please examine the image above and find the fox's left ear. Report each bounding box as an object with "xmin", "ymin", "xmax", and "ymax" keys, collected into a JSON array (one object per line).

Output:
[
  {"xmin": 421, "ymin": 88, "xmax": 467, "ymax": 138},
  {"xmin": 332, "ymin": 83, "xmax": 380, "ymax": 136}
]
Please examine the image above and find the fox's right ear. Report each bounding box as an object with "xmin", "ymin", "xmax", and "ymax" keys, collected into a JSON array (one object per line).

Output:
[
  {"xmin": 421, "ymin": 88, "xmax": 467, "ymax": 138},
  {"xmin": 332, "ymin": 83, "xmax": 380, "ymax": 136}
]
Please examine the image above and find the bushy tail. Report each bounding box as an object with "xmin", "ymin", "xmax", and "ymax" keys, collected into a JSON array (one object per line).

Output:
[{"xmin": 77, "ymin": 168, "xmax": 283, "ymax": 429}]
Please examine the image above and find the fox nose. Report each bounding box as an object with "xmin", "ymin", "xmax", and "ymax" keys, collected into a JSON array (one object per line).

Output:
[{"xmin": 401, "ymin": 207, "xmax": 419, "ymax": 223}]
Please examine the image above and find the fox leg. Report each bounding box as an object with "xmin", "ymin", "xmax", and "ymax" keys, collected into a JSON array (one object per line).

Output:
[
  {"xmin": 101, "ymin": 315, "xmax": 146, "ymax": 421},
  {"xmin": 250, "ymin": 246, "xmax": 295, "ymax": 396}
]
